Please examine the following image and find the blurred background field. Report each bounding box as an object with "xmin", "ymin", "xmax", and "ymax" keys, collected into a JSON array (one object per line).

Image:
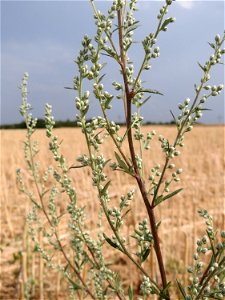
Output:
[{"xmin": 0, "ymin": 125, "xmax": 224, "ymax": 299}]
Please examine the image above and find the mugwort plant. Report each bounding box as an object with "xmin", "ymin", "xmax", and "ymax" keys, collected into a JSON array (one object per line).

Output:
[{"xmin": 18, "ymin": 0, "xmax": 225, "ymax": 299}]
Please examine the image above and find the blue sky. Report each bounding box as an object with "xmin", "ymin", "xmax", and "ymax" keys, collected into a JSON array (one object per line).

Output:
[{"xmin": 1, "ymin": 1, "xmax": 224, "ymax": 124}]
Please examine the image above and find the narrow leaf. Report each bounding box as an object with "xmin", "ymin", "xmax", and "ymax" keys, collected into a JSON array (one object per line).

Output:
[
  {"xmin": 64, "ymin": 86, "xmax": 75, "ymax": 90},
  {"xmin": 67, "ymin": 277, "xmax": 82, "ymax": 291},
  {"xmin": 128, "ymin": 286, "xmax": 133, "ymax": 300},
  {"xmin": 137, "ymin": 89, "xmax": 163, "ymax": 96},
  {"xmin": 115, "ymin": 152, "xmax": 128, "ymax": 171},
  {"xmin": 115, "ymin": 272, "xmax": 120, "ymax": 288},
  {"xmin": 208, "ymin": 42, "xmax": 215, "ymax": 49},
  {"xmin": 100, "ymin": 181, "xmax": 111, "ymax": 196},
  {"xmin": 139, "ymin": 96, "xmax": 151, "ymax": 107},
  {"xmin": 155, "ymin": 188, "xmax": 183, "ymax": 206},
  {"xmin": 197, "ymin": 62, "xmax": 205, "ymax": 71},
  {"xmin": 103, "ymin": 159, "xmax": 111, "ymax": 167},
  {"xmin": 141, "ymin": 248, "xmax": 150, "ymax": 262},
  {"xmin": 69, "ymin": 164, "xmax": 88, "ymax": 169},
  {"xmin": 162, "ymin": 188, "xmax": 183, "ymax": 202},
  {"xmin": 103, "ymin": 233, "xmax": 119, "ymax": 249},
  {"xmin": 170, "ymin": 110, "xmax": 177, "ymax": 124},
  {"xmin": 97, "ymin": 74, "xmax": 106, "ymax": 84},
  {"xmin": 121, "ymin": 209, "xmax": 131, "ymax": 219},
  {"xmin": 154, "ymin": 195, "xmax": 163, "ymax": 206},
  {"xmin": 160, "ymin": 281, "xmax": 172, "ymax": 298},
  {"xmin": 176, "ymin": 280, "xmax": 188, "ymax": 299}
]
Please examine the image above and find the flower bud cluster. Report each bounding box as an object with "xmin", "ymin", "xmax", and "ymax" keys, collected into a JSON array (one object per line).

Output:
[
  {"xmin": 76, "ymin": 91, "xmax": 89, "ymax": 115},
  {"xmin": 119, "ymin": 190, "xmax": 135, "ymax": 210},
  {"xmin": 140, "ymin": 276, "xmax": 154, "ymax": 295},
  {"xmin": 135, "ymin": 219, "xmax": 153, "ymax": 242},
  {"xmin": 135, "ymin": 154, "xmax": 142, "ymax": 170},
  {"xmin": 149, "ymin": 164, "xmax": 161, "ymax": 184},
  {"xmin": 77, "ymin": 154, "xmax": 90, "ymax": 167},
  {"xmin": 125, "ymin": 65, "xmax": 134, "ymax": 84},
  {"xmin": 209, "ymin": 84, "xmax": 224, "ymax": 97},
  {"xmin": 176, "ymin": 98, "xmax": 192, "ymax": 130},
  {"xmin": 48, "ymin": 187, "xmax": 59, "ymax": 226},
  {"xmin": 93, "ymin": 83, "xmax": 114, "ymax": 110},
  {"xmin": 19, "ymin": 74, "xmax": 38, "ymax": 137},
  {"xmin": 19, "ymin": 72, "xmax": 31, "ymax": 117},
  {"xmin": 108, "ymin": 206, "xmax": 123, "ymax": 229},
  {"xmin": 143, "ymin": 130, "xmax": 156, "ymax": 150},
  {"xmin": 77, "ymin": 35, "xmax": 92, "ymax": 66},
  {"xmin": 112, "ymin": 81, "xmax": 123, "ymax": 91},
  {"xmin": 185, "ymin": 210, "xmax": 225, "ymax": 299},
  {"xmin": 45, "ymin": 104, "xmax": 55, "ymax": 138},
  {"xmin": 157, "ymin": 5, "xmax": 168, "ymax": 20},
  {"xmin": 95, "ymin": 16, "xmax": 112, "ymax": 32},
  {"xmin": 158, "ymin": 135, "xmax": 180, "ymax": 158},
  {"xmin": 132, "ymin": 219, "xmax": 153, "ymax": 262},
  {"xmin": 132, "ymin": 113, "xmax": 144, "ymax": 129},
  {"xmin": 142, "ymin": 33, "xmax": 157, "ymax": 68},
  {"xmin": 171, "ymin": 168, "xmax": 182, "ymax": 183},
  {"xmin": 92, "ymin": 155, "xmax": 108, "ymax": 189},
  {"xmin": 134, "ymin": 129, "xmax": 144, "ymax": 141}
]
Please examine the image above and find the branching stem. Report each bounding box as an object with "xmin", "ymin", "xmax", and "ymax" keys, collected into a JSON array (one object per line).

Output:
[{"xmin": 117, "ymin": 9, "xmax": 170, "ymax": 300}]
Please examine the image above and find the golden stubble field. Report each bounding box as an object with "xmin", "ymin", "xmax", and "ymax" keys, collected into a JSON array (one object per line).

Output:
[{"xmin": 0, "ymin": 125, "xmax": 224, "ymax": 299}]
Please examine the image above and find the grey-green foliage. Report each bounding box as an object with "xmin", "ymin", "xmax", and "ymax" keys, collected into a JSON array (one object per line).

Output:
[{"xmin": 17, "ymin": 0, "xmax": 225, "ymax": 299}]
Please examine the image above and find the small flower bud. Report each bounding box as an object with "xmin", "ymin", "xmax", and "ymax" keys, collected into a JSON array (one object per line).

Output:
[
  {"xmin": 176, "ymin": 168, "xmax": 183, "ymax": 174},
  {"xmin": 215, "ymin": 34, "xmax": 220, "ymax": 43},
  {"xmin": 184, "ymin": 98, "xmax": 190, "ymax": 105},
  {"xmin": 217, "ymin": 84, "xmax": 224, "ymax": 91}
]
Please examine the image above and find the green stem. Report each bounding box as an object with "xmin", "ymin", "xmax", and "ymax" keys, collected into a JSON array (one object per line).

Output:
[
  {"xmin": 26, "ymin": 131, "xmax": 96, "ymax": 299},
  {"xmin": 133, "ymin": 4, "xmax": 168, "ymax": 90},
  {"xmin": 195, "ymin": 257, "xmax": 225, "ymax": 300}
]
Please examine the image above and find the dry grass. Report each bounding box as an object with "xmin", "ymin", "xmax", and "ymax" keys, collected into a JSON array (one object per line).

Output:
[{"xmin": 0, "ymin": 125, "xmax": 224, "ymax": 299}]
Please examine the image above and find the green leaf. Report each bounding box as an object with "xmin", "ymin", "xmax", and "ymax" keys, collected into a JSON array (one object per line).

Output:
[
  {"xmin": 69, "ymin": 165, "xmax": 87, "ymax": 169},
  {"xmin": 114, "ymin": 152, "xmax": 130, "ymax": 173},
  {"xmin": 64, "ymin": 86, "xmax": 75, "ymax": 90},
  {"xmin": 103, "ymin": 159, "xmax": 111, "ymax": 167},
  {"xmin": 121, "ymin": 209, "xmax": 131, "ymax": 219},
  {"xmin": 115, "ymin": 272, "xmax": 121, "ymax": 289},
  {"xmin": 160, "ymin": 281, "xmax": 171, "ymax": 299},
  {"xmin": 125, "ymin": 23, "xmax": 139, "ymax": 36},
  {"xmin": 162, "ymin": 188, "xmax": 183, "ymax": 201},
  {"xmin": 155, "ymin": 188, "xmax": 183, "ymax": 206},
  {"xmin": 208, "ymin": 42, "xmax": 215, "ymax": 49},
  {"xmin": 103, "ymin": 233, "xmax": 120, "ymax": 250},
  {"xmin": 138, "ymin": 96, "xmax": 151, "ymax": 108},
  {"xmin": 170, "ymin": 110, "xmax": 177, "ymax": 124},
  {"xmin": 103, "ymin": 286, "xmax": 109, "ymax": 296},
  {"xmin": 160, "ymin": 17, "xmax": 175, "ymax": 31},
  {"xmin": 154, "ymin": 195, "xmax": 163, "ymax": 206},
  {"xmin": 197, "ymin": 62, "xmax": 206, "ymax": 72},
  {"xmin": 141, "ymin": 248, "xmax": 150, "ymax": 262},
  {"xmin": 100, "ymin": 181, "xmax": 111, "ymax": 196},
  {"xmin": 176, "ymin": 280, "xmax": 188, "ymax": 299},
  {"xmin": 67, "ymin": 277, "xmax": 82, "ymax": 291},
  {"xmin": 97, "ymin": 74, "xmax": 106, "ymax": 84},
  {"xmin": 128, "ymin": 286, "xmax": 133, "ymax": 300},
  {"xmin": 136, "ymin": 89, "xmax": 163, "ymax": 96}
]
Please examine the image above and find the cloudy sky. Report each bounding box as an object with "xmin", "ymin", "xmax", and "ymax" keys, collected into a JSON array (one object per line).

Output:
[{"xmin": 1, "ymin": 0, "xmax": 224, "ymax": 125}]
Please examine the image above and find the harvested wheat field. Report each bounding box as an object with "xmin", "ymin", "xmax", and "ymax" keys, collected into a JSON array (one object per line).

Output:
[{"xmin": 0, "ymin": 125, "xmax": 224, "ymax": 299}]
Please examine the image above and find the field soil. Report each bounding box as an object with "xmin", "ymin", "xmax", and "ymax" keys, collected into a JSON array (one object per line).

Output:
[{"xmin": 0, "ymin": 125, "xmax": 224, "ymax": 299}]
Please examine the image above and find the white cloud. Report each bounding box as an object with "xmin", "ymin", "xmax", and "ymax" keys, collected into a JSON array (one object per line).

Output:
[{"xmin": 177, "ymin": 0, "xmax": 194, "ymax": 10}]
